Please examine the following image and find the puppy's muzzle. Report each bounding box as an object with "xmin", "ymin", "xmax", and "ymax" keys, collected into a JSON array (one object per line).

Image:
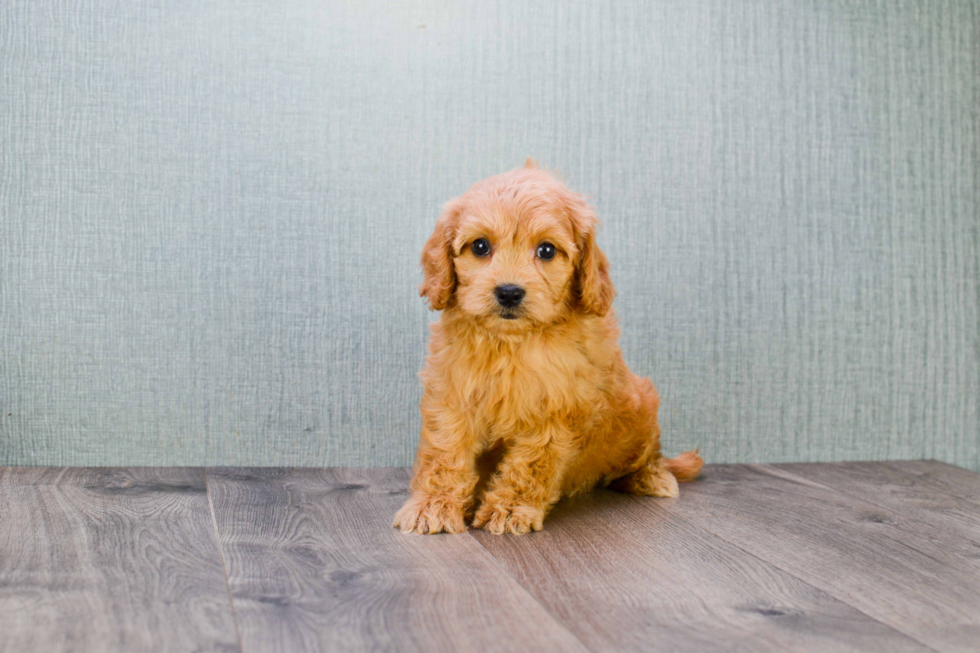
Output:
[{"xmin": 494, "ymin": 284, "xmax": 525, "ymax": 309}]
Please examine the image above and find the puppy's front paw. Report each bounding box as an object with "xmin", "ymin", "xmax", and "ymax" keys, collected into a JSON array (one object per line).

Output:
[
  {"xmin": 393, "ymin": 493, "xmax": 467, "ymax": 534},
  {"xmin": 472, "ymin": 498, "xmax": 545, "ymax": 535}
]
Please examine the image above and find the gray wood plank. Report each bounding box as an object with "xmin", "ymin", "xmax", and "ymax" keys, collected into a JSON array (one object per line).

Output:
[
  {"xmin": 778, "ymin": 461, "xmax": 980, "ymax": 511},
  {"xmin": 776, "ymin": 461, "xmax": 980, "ymax": 568},
  {"xmin": 472, "ymin": 488, "xmax": 933, "ymax": 653},
  {"xmin": 655, "ymin": 463, "xmax": 980, "ymax": 653},
  {"xmin": 206, "ymin": 467, "xmax": 589, "ymax": 653},
  {"xmin": 869, "ymin": 461, "xmax": 980, "ymax": 508},
  {"xmin": 0, "ymin": 467, "xmax": 241, "ymax": 653}
]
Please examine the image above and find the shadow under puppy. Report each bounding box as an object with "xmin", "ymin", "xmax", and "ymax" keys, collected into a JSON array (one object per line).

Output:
[{"xmin": 395, "ymin": 162, "xmax": 703, "ymax": 535}]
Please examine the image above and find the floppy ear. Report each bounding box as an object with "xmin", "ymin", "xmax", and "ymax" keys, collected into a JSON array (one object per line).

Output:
[
  {"xmin": 419, "ymin": 200, "xmax": 460, "ymax": 310},
  {"xmin": 564, "ymin": 193, "xmax": 615, "ymax": 316}
]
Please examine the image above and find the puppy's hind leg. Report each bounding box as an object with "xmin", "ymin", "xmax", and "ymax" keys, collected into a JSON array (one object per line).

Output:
[
  {"xmin": 610, "ymin": 457, "xmax": 679, "ymax": 497},
  {"xmin": 610, "ymin": 450, "xmax": 703, "ymax": 498}
]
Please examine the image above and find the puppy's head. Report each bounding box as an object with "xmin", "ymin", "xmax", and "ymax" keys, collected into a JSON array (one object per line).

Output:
[{"xmin": 420, "ymin": 162, "xmax": 614, "ymax": 332}]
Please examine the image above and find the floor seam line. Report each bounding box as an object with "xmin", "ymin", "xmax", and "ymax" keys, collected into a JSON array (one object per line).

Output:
[
  {"xmin": 394, "ymin": 468, "xmax": 596, "ymax": 651},
  {"xmin": 204, "ymin": 467, "xmax": 245, "ymax": 653},
  {"xmin": 463, "ymin": 529, "xmax": 598, "ymax": 653}
]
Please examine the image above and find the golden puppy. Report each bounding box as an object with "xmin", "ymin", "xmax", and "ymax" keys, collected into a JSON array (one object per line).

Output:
[{"xmin": 394, "ymin": 162, "xmax": 703, "ymax": 535}]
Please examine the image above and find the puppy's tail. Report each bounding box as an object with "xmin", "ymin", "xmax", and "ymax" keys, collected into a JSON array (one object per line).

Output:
[{"xmin": 664, "ymin": 448, "xmax": 704, "ymax": 482}]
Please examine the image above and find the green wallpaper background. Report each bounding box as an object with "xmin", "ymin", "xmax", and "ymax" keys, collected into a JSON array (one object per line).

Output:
[{"xmin": 1, "ymin": 1, "xmax": 977, "ymax": 469}]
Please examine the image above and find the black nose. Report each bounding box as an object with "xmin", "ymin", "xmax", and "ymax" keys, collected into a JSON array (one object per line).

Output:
[{"xmin": 494, "ymin": 284, "xmax": 525, "ymax": 308}]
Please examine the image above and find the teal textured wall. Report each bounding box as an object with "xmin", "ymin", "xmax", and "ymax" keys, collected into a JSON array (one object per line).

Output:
[{"xmin": 1, "ymin": 1, "xmax": 978, "ymax": 469}]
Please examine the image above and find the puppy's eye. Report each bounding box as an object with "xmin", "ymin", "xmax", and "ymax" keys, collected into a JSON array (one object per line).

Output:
[
  {"xmin": 536, "ymin": 242, "xmax": 557, "ymax": 260},
  {"xmin": 471, "ymin": 238, "xmax": 491, "ymax": 257}
]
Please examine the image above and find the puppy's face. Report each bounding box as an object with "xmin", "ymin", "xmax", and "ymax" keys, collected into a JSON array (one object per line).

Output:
[
  {"xmin": 451, "ymin": 197, "xmax": 577, "ymax": 329},
  {"xmin": 420, "ymin": 166, "xmax": 615, "ymax": 332}
]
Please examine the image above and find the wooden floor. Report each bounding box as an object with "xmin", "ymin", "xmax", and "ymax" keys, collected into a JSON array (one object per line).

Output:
[{"xmin": 1, "ymin": 462, "xmax": 978, "ymax": 652}]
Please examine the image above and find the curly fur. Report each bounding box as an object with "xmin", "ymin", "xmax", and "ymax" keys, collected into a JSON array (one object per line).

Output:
[{"xmin": 394, "ymin": 163, "xmax": 702, "ymax": 535}]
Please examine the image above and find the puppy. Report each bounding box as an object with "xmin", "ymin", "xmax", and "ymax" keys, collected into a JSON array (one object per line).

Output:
[{"xmin": 394, "ymin": 162, "xmax": 703, "ymax": 535}]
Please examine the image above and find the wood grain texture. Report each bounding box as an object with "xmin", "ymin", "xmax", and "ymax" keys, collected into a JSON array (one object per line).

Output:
[
  {"xmin": 656, "ymin": 464, "xmax": 980, "ymax": 652},
  {"xmin": 0, "ymin": 467, "xmax": 240, "ymax": 653},
  {"xmin": 776, "ymin": 461, "xmax": 980, "ymax": 567},
  {"xmin": 787, "ymin": 460, "xmax": 980, "ymax": 512},
  {"xmin": 2, "ymin": 463, "xmax": 980, "ymax": 652},
  {"xmin": 472, "ymin": 489, "xmax": 933, "ymax": 653},
  {"xmin": 206, "ymin": 467, "xmax": 588, "ymax": 653}
]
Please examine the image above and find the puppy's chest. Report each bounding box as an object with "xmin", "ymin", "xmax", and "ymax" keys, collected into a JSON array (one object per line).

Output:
[{"xmin": 440, "ymin": 342, "xmax": 599, "ymax": 426}]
